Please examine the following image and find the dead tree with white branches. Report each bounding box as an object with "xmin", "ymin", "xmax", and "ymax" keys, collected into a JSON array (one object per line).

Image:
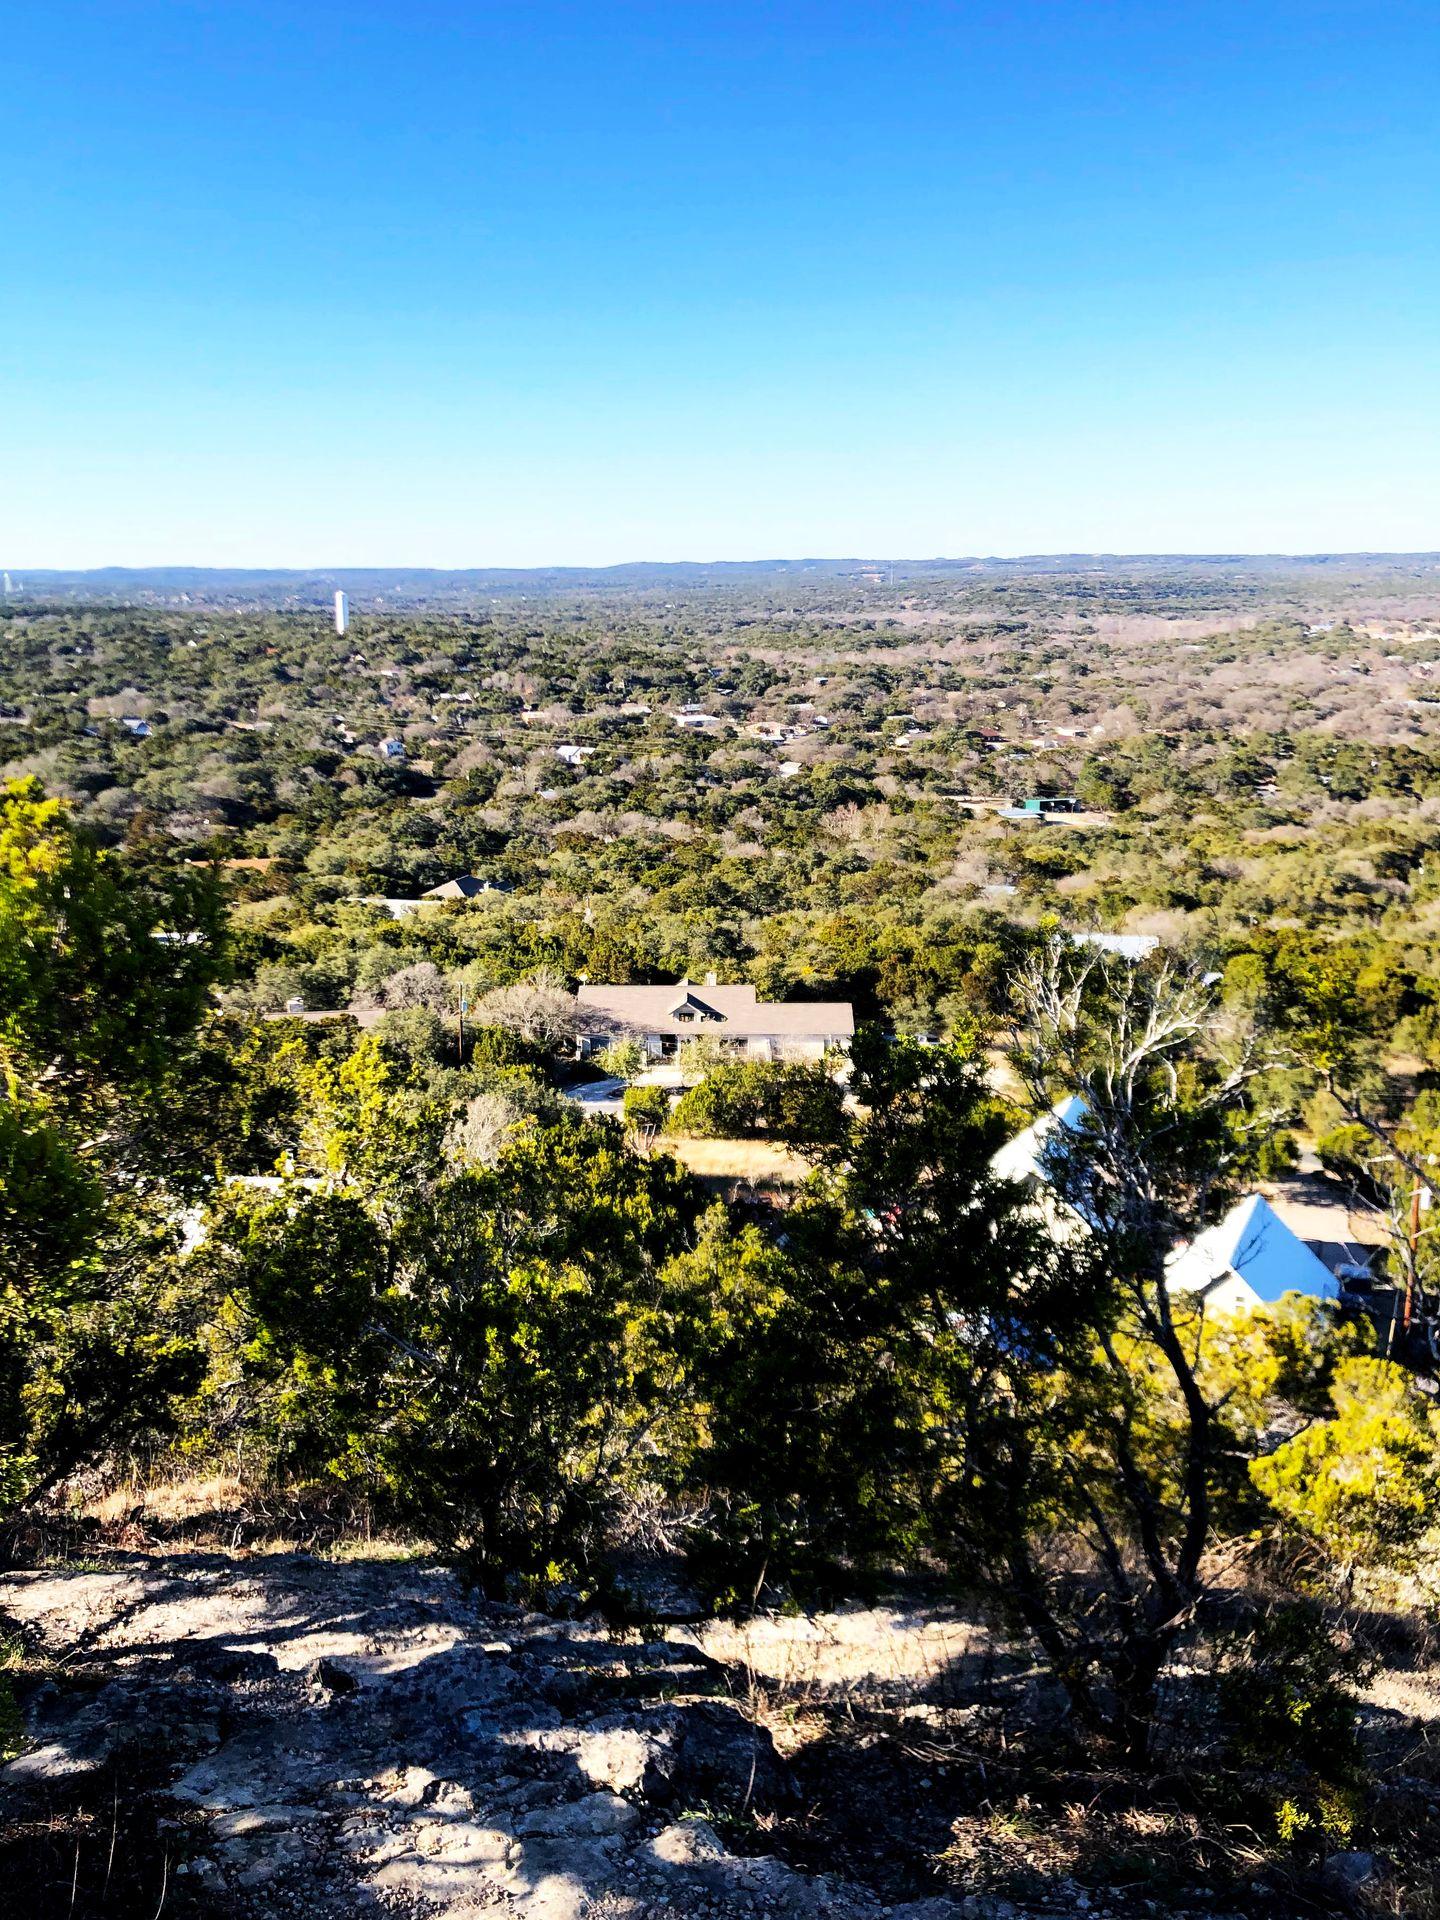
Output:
[{"xmin": 989, "ymin": 941, "xmax": 1282, "ymax": 1761}]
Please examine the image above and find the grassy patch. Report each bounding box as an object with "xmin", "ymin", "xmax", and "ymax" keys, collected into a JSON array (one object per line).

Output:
[{"xmin": 0, "ymin": 1633, "xmax": 24, "ymax": 1764}]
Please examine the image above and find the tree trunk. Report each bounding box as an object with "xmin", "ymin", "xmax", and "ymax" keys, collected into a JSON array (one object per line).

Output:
[{"xmin": 1111, "ymin": 1623, "xmax": 1168, "ymax": 1765}]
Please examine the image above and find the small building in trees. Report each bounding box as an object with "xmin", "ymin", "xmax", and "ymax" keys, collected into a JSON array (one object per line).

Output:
[
  {"xmin": 990, "ymin": 1094, "xmax": 1090, "ymax": 1195},
  {"xmin": 1003, "ymin": 794, "xmax": 1081, "ymax": 818},
  {"xmin": 989, "ymin": 1094, "xmax": 1094, "ymax": 1241},
  {"xmin": 1165, "ymin": 1192, "xmax": 1339, "ymax": 1314},
  {"xmin": 1071, "ymin": 931, "xmax": 1162, "ymax": 961},
  {"xmin": 992, "ymin": 1106, "xmax": 1341, "ymax": 1315}
]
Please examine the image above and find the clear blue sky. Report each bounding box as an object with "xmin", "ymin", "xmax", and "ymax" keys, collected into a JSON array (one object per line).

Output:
[{"xmin": 4, "ymin": 1, "xmax": 1437, "ymax": 566}]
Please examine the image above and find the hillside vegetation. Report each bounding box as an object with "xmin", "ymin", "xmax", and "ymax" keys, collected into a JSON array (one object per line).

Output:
[{"xmin": 3, "ymin": 559, "xmax": 1440, "ymax": 1915}]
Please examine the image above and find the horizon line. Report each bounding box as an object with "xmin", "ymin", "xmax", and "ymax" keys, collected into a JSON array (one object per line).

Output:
[{"xmin": 9, "ymin": 550, "xmax": 1440, "ymax": 576}]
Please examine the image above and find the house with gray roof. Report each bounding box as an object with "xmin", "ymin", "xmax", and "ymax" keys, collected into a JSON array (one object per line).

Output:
[
  {"xmin": 423, "ymin": 873, "xmax": 512, "ymax": 900},
  {"xmin": 575, "ymin": 978, "xmax": 854, "ymax": 1063}
]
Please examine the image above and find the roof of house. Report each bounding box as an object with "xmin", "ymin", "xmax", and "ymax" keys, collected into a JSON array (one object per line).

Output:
[
  {"xmin": 1072, "ymin": 931, "xmax": 1161, "ymax": 960},
  {"xmin": 362, "ymin": 896, "xmax": 429, "ymax": 917},
  {"xmin": 1165, "ymin": 1193, "xmax": 1339, "ymax": 1305},
  {"xmin": 263, "ymin": 1007, "xmax": 385, "ymax": 1029},
  {"xmin": 576, "ymin": 979, "xmax": 854, "ymax": 1040},
  {"xmin": 990, "ymin": 1094, "xmax": 1090, "ymax": 1188},
  {"xmin": 423, "ymin": 873, "xmax": 510, "ymax": 899}
]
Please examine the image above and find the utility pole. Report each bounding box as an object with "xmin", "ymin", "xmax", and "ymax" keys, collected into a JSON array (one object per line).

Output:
[{"xmin": 1405, "ymin": 1176, "xmax": 1428, "ymax": 1335}]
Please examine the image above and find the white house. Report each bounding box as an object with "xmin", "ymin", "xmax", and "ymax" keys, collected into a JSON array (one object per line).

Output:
[
  {"xmin": 990, "ymin": 1094, "xmax": 1089, "ymax": 1194},
  {"xmin": 992, "ymin": 1104, "xmax": 1341, "ymax": 1315},
  {"xmin": 361, "ymin": 896, "xmax": 428, "ymax": 918},
  {"xmin": 575, "ymin": 978, "xmax": 854, "ymax": 1063},
  {"xmin": 990, "ymin": 1094, "xmax": 1094, "ymax": 1241},
  {"xmin": 1164, "ymin": 1192, "xmax": 1339, "ymax": 1314}
]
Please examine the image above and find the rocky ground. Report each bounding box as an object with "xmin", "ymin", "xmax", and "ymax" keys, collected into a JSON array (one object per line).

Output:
[
  {"xmin": 0, "ymin": 1550, "xmax": 986, "ymax": 1919},
  {"xmin": 0, "ymin": 1550, "xmax": 1431, "ymax": 1918}
]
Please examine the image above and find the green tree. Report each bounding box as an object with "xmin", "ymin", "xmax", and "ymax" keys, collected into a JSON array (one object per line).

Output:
[
  {"xmin": 964, "ymin": 943, "xmax": 1297, "ymax": 1760},
  {"xmin": 371, "ymin": 1112, "xmax": 706, "ymax": 1590},
  {"xmin": 668, "ymin": 1058, "xmax": 846, "ymax": 1144},
  {"xmin": 669, "ymin": 1032, "xmax": 1063, "ymax": 1603},
  {"xmin": 1216, "ymin": 1602, "xmax": 1372, "ymax": 1850},
  {"xmin": 0, "ymin": 779, "xmax": 227, "ymax": 1517},
  {"xmin": 184, "ymin": 1184, "xmax": 392, "ymax": 1480},
  {"xmin": 1250, "ymin": 1357, "xmax": 1440, "ymax": 1578}
]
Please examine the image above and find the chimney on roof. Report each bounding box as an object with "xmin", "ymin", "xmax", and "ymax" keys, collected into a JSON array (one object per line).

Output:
[{"xmin": 704, "ymin": 971, "xmax": 717, "ymax": 986}]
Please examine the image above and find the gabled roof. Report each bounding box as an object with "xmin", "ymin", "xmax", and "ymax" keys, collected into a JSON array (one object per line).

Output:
[
  {"xmin": 1165, "ymin": 1193, "xmax": 1338, "ymax": 1305},
  {"xmin": 667, "ymin": 990, "xmax": 725, "ymax": 1020},
  {"xmin": 576, "ymin": 979, "xmax": 854, "ymax": 1040},
  {"xmin": 990, "ymin": 1095, "xmax": 1089, "ymax": 1188},
  {"xmin": 424, "ymin": 873, "xmax": 510, "ymax": 899}
]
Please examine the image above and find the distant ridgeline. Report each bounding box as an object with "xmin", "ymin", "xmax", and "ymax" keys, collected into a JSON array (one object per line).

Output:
[{"xmin": 7, "ymin": 553, "xmax": 1440, "ymax": 610}]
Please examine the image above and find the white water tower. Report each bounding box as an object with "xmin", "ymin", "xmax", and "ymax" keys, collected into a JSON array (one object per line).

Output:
[{"xmin": 334, "ymin": 590, "xmax": 349, "ymax": 636}]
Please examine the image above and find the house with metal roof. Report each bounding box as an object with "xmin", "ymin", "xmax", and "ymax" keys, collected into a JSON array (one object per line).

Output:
[
  {"xmin": 1164, "ymin": 1192, "xmax": 1339, "ymax": 1313},
  {"xmin": 992, "ymin": 1104, "xmax": 1342, "ymax": 1314},
  {"xmin": 1071, "ymin": 931, "xmax": 1161, "ymax": 961},
  {"xmin": 990, "ymin": 1094, "xmax": 1090, "ymax": 1192},
  {"xmin": 575, "ymin": 978, "xmax": 854, "ymax": 1063},
  {"xmin": 989, "ymin": 1094, "xmax": 1097, "ymax": 1240}
]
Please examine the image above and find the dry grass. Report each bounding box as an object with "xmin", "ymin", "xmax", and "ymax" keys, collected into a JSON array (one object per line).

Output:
[
  {"xmin": 662, "ymin": 1134, "xmax": 813, "ymax": 1187},
  {"xmin": 12, "ymin": 1467, "xmax": 428, "ymax": 1564},
  {"xmin": 937, "ymin": 1793, "xmax": 1262, "ymax": 1898},
  {"xmin": 697, "ymin": 1603, "xmax": 996, "ymax": 1718},
  {"xmin": 87, "ymin": 1471, "xmax": 249, "ymax": 1528}
]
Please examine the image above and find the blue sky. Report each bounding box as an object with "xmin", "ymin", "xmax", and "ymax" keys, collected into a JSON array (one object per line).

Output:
[{"xmin": 4, "ymin": 1, "xmax": 1437, "ymax": 566}]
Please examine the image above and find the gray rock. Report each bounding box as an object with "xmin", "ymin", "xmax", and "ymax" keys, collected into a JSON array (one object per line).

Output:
[
  {"xmin": 212, "ymin": 1803, "xmax": 324, "ymax": 1838},
  {"xmin": 646, "ymin": 1820, "xmax": 730, "ymax": 1869},
  {"xmin": 491, "ymin": 1837, "xmax": 621, "ymax": 1918},
  {"xmin": 370, "ymin": 1852, "xmax": 501, "ymax": 1901},
  {"xmin": 4, "ymin": 1678, "xmax": 220, "ymax": 1782},
  {"xmin": 566, "ymin": 1709, "xmax": 683, "ymax": 1797},
  {"xmin": 412, "ymin": 1817, "xmax": 514, "ymax": 1865},
  {"xmin": 462, "ymin": 1699, "xmax": 563, "ymax": 1739},
  {"xmin": 184, "ymin": 1646, "xmax": 280, "ymax": 1684},
  {"xmin": 217, "ymin": 1830, "xmax": 310, "ymax": 1887},
  {"xmin": 539, "ymin": 1666, "xmax": 590, "ymax": 1715},
  {"xmin": 516, "ymin": 1791, "xmax": 641, "ymax": 1838},
  {"xmin": 1325, "ymin": 1849, "xmax": 1379, "ymax": 1890},
  {"xmin": 3, "ymin": 1738, "xmax": 105, "ymax": 1782}
]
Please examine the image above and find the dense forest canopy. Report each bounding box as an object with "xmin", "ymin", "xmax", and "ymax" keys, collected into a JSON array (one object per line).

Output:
[{"xmin": 6, "ymin": 558, "xmax": 1440, "ymax": 1037}]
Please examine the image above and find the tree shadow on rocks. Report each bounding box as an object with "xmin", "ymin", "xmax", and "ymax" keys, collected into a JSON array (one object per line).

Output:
[{"xmin": 0, "ymin": 1549, "xmax": 914, "ymax": 1920}]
